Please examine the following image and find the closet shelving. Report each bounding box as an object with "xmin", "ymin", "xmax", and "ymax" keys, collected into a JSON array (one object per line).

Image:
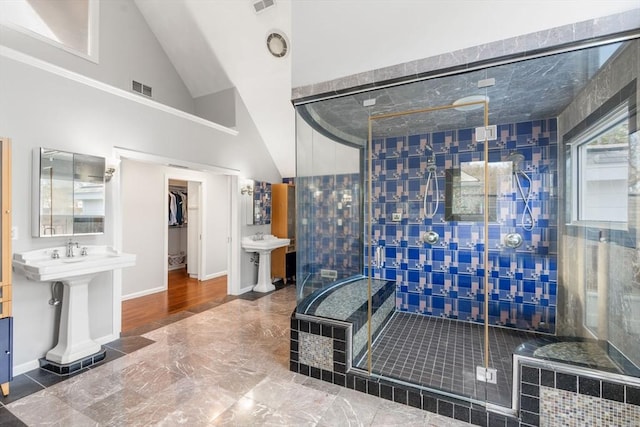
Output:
[{"xmin": 168, "ymin": 181, "xmax": 188, "ymax": 270}]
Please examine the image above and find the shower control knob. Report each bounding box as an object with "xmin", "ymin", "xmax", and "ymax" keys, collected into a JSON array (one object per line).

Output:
[
  {"xmin": 504, "ymin": 233, "xmax": 523, "ymax": 249},
  {"xmin": 423, "ymin": 231, "xmax": 440, "ymax": 245}
]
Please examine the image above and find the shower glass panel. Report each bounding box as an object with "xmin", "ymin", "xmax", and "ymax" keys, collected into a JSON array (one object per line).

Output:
[
  {"xmin": 295, "ymin": 112, "xmax": 363, "ymax": 311},
  {"xmin": 363, "ymin": 101, "xmax": 493, "ymax": 404},
  {"xmin": 293, "ymin": 37, "xmax": 640, "ymax": 413}
]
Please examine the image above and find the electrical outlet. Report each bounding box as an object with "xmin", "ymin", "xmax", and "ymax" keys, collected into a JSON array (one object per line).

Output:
[{"xmin": 392, "ymin": 213, "xmax": 402, "ymax": 222}]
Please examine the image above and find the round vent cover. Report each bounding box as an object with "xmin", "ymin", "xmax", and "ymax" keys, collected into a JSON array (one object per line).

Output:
[{"xmin": 266, "ymin": 31, "xmax": 289, "ymax": 58}]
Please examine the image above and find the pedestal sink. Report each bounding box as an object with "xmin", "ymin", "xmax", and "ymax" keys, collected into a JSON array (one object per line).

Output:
[
  {"xmin": 13, "ymin": 245, "xmax": 136, "ymax": 365},
  {"xmin": 242, "ymin": 235, "xmax": 290, "ymax": 292}
]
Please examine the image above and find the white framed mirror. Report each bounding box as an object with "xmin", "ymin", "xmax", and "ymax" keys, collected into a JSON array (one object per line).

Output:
[{"xmin": 32, "ymin": 147, "xmax": 106, "ymax": 237}]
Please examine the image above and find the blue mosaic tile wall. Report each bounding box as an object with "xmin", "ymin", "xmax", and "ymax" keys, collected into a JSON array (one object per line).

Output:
[
  {"xmin": 297, "ymin": 174, "xmax": 362, "ymax": 285},
  {"xmin": 366, "ymin": 119, "xmax": 559, "ymax": 333}
]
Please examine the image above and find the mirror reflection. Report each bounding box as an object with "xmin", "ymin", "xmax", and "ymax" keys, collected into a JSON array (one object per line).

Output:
[
  {"xmin": 253, "ymin": 180, "xmax": 271, "ymax": 225},
  {"xmin": 445, "ymin": 161, "xmax": 512, "ymax": 221},
  {"xmin": 34, "ymin": 148, "xmax": 105, "ymax": 237}
]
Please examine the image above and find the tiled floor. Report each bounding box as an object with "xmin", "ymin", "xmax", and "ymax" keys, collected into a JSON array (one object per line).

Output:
[
  {"xmin": 0, "ymin": 285, "xmax": 471, "ymax": 426},
  {"xmin": 366, "ymin": 312, "xmax": 539, "ymax": 408}
]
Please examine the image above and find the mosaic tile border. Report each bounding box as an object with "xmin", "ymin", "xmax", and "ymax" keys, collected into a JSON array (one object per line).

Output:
[{"xmin": 516, "ymin": 356, "xmax": 640, "ymax": 427}]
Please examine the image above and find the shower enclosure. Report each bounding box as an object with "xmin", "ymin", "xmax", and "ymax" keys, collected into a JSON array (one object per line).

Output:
[{"xmin": 292, "ymin": 36, "xmax": 640, "ymax": 415}]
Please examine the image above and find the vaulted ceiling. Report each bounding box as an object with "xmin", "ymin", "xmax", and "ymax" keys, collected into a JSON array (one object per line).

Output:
[{"xmin": 135, "ymin": 0, "xmax": 295, "ymax": 177}]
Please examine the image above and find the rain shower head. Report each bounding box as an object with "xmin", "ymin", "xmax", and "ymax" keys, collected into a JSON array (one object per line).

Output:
[{"xmin": 507, "ymin": 152, "xmax": 525, "ymax": 173}]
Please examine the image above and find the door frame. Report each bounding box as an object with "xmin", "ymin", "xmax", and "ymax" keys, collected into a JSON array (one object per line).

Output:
[{"xmin": 112, "ymin": 147, "xmax": 241, "ymax": 335}]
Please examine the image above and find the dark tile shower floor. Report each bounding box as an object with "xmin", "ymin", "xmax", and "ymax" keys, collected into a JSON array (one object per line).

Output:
[{"xmin": 361, "ymin": 312, "xmax": 540, "ymax": 407}]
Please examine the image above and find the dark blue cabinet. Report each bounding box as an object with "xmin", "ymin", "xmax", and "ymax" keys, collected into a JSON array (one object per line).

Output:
[{"xmin": 0, "ymin": 317, "xmax": 12, "ymax": 385}]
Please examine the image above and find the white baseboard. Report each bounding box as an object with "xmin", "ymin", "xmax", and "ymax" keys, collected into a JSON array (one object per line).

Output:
[
  {"xmin": 13, "ymin": 333, "xmax": 123, "ymax": 376},
  {"xmin": 121, "ymin": 286, "xmax": 166, "ymax": 301},
  {"xmin": 14, "ymin": 360, "xmax": 40, "ymax": 376},
  {"xmin": 202, "ymin": 270, "xmax": 227, "ymax": 281}
]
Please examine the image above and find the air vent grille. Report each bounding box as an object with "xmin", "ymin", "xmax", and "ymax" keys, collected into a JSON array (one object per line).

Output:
[
  {"xmin": 253, "ymin": 0, "xmax": 275, "ymax": 13},
  {"xmin": 132, "ymin": 80, "xmax": 152, "ymax": 98}
]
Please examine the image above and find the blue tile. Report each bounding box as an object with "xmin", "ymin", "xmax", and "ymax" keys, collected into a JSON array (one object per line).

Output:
[
  {"xmin": 517, "ymin": 122, "xmax": 533, "ymax": 135},
  {"xmin": 499, "ymin": 278, "xmax": 511, "ymax": 291},
  {"xmin": 408, "ymin": 270, "xmax": 420, "ymax": 283},
  {"xmin": 523, "ymin": 280, "xmax": 536, "ymax": 294},
  {"xmin": 433, "ymin": 296, "xmax": 445, "ymax": 309},
  {"xmin": 458, "ymin": 250, "xmax": 472, "ymax": 263},
  {"xmin": 432, "ymin": 272, "xmax": 445, "ymax": 285}
]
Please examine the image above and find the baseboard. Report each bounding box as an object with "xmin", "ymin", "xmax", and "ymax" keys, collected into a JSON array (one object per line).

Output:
[
  {"xmin": 202, "ymin": 270, "xmax": 227, "ymax": 281},
  {"xmin": 14, "ymin": 360, "xmax": 39, "ymax": 376},
  {"xmin": 13, "ymin": 333, "xmax": 121, "ymax": 376},
  {"xmin": 121, "ymin": 286, "xmax": 166, "ymax": 301}
]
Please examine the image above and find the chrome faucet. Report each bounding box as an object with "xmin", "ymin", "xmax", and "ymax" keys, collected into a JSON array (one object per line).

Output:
[
  {"xmin": 254, "ymin": 232, "xmax": 264, "ymax": 241},
  {"xmin": 66, "ymin": 239, "xmax": 79, "ymax": 257}
]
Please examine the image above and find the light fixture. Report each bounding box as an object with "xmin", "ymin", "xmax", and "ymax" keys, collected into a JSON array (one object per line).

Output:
[
  {"xmin": 104, "ymin": 167, "xmax": 116, "ymax": 182},
  {"xmin": 452, "ymin": 95, "xmax": 489, "ymax": 111},
  {"xmin": 266, "ymin": 31, "xmax": 289, "ymax": 58},
  {"xmin": 241, "ymin": 185, "xmax": 254, "ymax": 196}
]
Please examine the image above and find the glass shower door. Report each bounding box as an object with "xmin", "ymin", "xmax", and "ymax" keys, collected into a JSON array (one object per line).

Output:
[{"xmin": 363, "ymin": 100, "xmax": 495, "ymax": 404}]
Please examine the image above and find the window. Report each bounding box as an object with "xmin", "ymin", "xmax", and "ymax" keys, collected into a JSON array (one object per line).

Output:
[
  {"xmin": 0, "ymin": 0, "xmax": 99, "ymax": 61},
  {"xmin": 571, "ymin": 104, "xmax": 629, "ymax": 223}
]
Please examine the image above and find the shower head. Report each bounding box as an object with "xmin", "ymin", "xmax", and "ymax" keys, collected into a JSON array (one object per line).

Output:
[{"xmin": 507, "ymin": 152, "xmax": 525, "ymax": 173}]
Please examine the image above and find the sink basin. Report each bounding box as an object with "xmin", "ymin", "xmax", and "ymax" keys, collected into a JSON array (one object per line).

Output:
[
  {"xmin": 241, "ymin": 235, "xmax": 290, "ymax": 252},
  {"xmin": 12, "ymin": 245, "xmax": 136, "ymax": 365},
  {"xmin": 241, "ymin": 235, "xmax": 290, "ymax": 293},
  {"xmin": 12, "ymin": 245, "xmax": 136, "ymax": 282}
]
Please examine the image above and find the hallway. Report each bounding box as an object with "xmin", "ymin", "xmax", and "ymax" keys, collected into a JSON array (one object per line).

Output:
[{"xmin": 1, "ymin": 285, "xmax": 471, "ymax": 425}]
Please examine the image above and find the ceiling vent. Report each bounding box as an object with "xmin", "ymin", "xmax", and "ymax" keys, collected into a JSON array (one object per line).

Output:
[
  {"xmin": 266, "ymin": 31, "xmax": 289, "ymax": 58},
  {"xmin": 253, "ymin": 0, "xmax": 275, "ymax": 14},
  {"xmin": 132, "ymin": 80, "xmax": 152, "ymax": 98}
]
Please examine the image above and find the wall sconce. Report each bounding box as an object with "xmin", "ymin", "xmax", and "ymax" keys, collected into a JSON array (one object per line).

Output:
[
  {"xmin": 105, "ymin": 167, "xmax": 116, "ymax": 182},
  {"xmin": 240, "ymin": 185, "xmax": 254, "ymax": 196}
]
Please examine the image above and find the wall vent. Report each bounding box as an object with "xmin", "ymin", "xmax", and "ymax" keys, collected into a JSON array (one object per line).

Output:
[
  {"xmin": 252, "ymin": 0, "xmax": 275, "ymax": 14},
  {"xmin": 132, "ymin": 80, "xmax": 152, "ymax": 98}
]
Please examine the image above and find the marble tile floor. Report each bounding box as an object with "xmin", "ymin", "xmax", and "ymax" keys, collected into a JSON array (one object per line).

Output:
[{"xmin": 0, "ymin": 285, "xmax": 471, "ymax": 426}]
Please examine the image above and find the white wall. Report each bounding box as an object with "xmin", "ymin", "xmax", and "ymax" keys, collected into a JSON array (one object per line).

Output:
[
  {"xmin": 291, "ymin": 1, "xmax": 640, "ymax": 87},
  {"xmin": 121, "ymin": 160, "xmax": 230, "ymax": 299},
  {"xmin": 195, "ymin": 88, "xmax": 236, "ymax": 129},
  {"xmin": 0, "ymin": 50, "xmax": 280, "ymax": 372},
  {"xmin": 0, "ymin": 0, "xmax": 195, "ymax": 113},
  {"xmin": 206, "ymin": 174, "xmax": 230, "ymax": 277}
]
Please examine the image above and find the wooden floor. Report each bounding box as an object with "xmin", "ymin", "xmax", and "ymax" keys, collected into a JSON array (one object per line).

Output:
[{"xmin": 121, "ymin": 268, "xmax": 228, "ymax": 332}]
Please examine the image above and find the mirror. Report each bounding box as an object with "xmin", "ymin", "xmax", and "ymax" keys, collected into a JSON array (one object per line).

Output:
[
  {"xmin": 33, "ymin": 148, "xmax": 106, "ymax": 237},
  {"xmin": 445, "ymin": 161, "xmax": 512, "ymax": 222},
  {"xmin": 241, "ymin": 179, "xmax": 255, "ymax": 225}
]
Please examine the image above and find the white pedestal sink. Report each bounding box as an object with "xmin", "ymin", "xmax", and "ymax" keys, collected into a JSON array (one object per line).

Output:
[
  {"xmin": 242, "ymin": 235, "xmax": 290, "ymax": 293},
  {"xmin": 13, "ymin": 246, "xmax": 136, "ymax": 364}
]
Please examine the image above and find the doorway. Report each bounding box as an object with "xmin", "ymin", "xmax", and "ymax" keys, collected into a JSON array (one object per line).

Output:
[{"xmin": 114, "ymin": 147, "xmax": 240, "ymax": 334}]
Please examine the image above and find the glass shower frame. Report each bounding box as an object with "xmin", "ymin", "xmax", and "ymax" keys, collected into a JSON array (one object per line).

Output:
[
  {"xmin": 293, "ymin": 35, "xmax": 640, "ymax": 413},
  {"xmin": 363, "ymin": 100, "xmax": 494, "ymax": 406}
]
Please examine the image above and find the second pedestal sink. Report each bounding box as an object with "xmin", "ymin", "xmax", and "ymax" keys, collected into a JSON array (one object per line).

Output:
[
  {"xmin": 12, "ymin": 245, "xmax": 136, "ymax": 365},
  {"xmin": 242, "ymin": 235, "xmax": 290, "ymax": 292}
]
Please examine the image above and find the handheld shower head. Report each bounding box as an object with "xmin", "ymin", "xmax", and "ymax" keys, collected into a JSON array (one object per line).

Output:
[{"xmin": 507, "ymin": 152, "xmax": 525, "ymax": 173}]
